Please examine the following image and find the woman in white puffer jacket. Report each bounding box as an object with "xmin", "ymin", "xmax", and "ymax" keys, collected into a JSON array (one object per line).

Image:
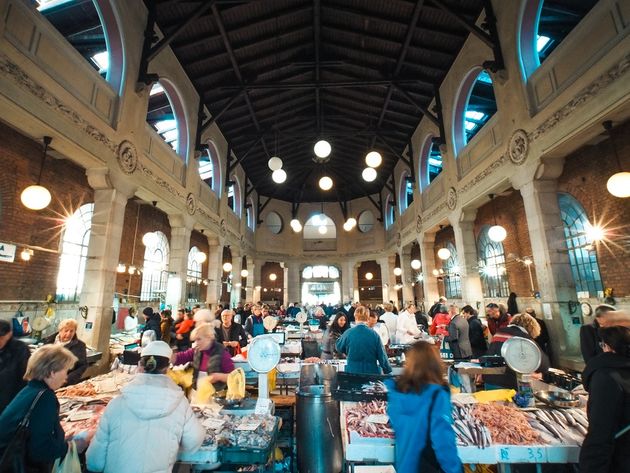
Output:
[{"xmin": 86, "ymin": 341, "xmax": 204, "ymax": 473}]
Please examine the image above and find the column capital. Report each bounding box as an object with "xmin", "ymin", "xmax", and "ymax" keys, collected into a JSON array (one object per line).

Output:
[
  {"xmin": 168, "ymin": 213, "xmax": 195, "ymax": 230},
  {"xmin": 86, "ymin": 167, "xmax": 136, "ymax": 198},
  {"xmin": 511, "ymin": 157, "xmax": 564, "ymax": 191},
  {"xmin": 448, "ymin": 207, "xmax": 477, "ymax": 226}
]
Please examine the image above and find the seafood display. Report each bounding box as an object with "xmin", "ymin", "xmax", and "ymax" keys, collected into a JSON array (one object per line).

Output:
[
  {"xmin": 56, "ymin": 382, "xmax": 98, "ymax": 398},
  {"xmin": 470, "ymin": 404, "xmax": 543, "ymax": 445},
  {"xmin": 59, "ymin": 400, "xmax": 108, "ymax": 437},
  {"xmin": 361, "ymin": 381, "xmax": 388, "ymax": 395},
  {"xmin": 345, "ymin": 401, "xmax": 394, "ymax": 439},
  {"xmin": 192, "ymin": 408, "xmax": 278, "ymax": 449},
  {"xmin": 451, "ymin": 402, "xmax": 492, "ymax": 448},
  {"xmin": 522, "ymin": 408, "xmax": 588, "ymax": 446}
]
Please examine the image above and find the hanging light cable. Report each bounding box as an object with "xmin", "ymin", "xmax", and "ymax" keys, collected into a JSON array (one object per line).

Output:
[
  {"xmin": 21, "ymin": 136, "xmax": 53, "ymax": 210},
  {"xmin": 603, "ymin": 120, "xmax": 630, "ymax": 198},
  {"xmin": 488, "ymin": 194, "xmax": 507, "ymax": 242}
]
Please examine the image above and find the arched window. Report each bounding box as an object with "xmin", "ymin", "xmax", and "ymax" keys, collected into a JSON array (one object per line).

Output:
[
  {"xmin": 37, "ymin": 0, "xmax": 124, "ymax": 92},
  {"xmin": 146, "ymin": 80, "xmax": 189, "ymax": 160},
  {"xmin": 199, "ymin": 142, "xmax": 222, "ymax": 194},
  {"xmin": 442, "ymin": 242, "xmax": 462, "ymax": 299},
  {"xmin": 56, "ymin": 203, "xmax": 94, "ymax": 301},
  {"xmin": 384, "ymin": 194, "xmax": 395, "ymax": 229},
  {"xmin": 304, "ymin": 213, "xmax": 336, "ymax": 239},
  {"xmin": 140, "ymin": 231, "xmax": 169, "ymax": 301},
  {"xmin": 246, "ymin": 198, "xmax": 255, "ymax": 230},
  {"xmin": 418, "ymin": 135, "xmax": 443, "ymax": 190},
  {"xmin": 477, "ymin": 226, "xmax": 510, "ymax": 298},
  {"xmin": 186, "ymin": 246, "xmax": 203, "ymax": 303},
  {"xmin": 519, "ymin": 0, "xmax": 599, "ymax": 79},
  {"xmin": 399, "ymin": 171, "xmax": 414, "ymax": 213},
  {"xmin": 558, "ymin": 193, "xmax": 604, "ymax": 297},
  {"xmin": 452, "ymin": 69, "xmax": 498, "ymax": 156},
  {"xmin": 227, "ymin": 177, "xmax": 242, "ymax": 217}
]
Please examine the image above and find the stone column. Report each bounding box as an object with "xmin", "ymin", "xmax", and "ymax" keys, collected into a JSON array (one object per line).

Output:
[
  {"xmin": 229, "ymin": 247, "xmax": 242, "ymax": 309},
  {"xmin": 166, "ymin": 214, "xmax": 193, "ymax": 309},
  {"xmin": 378, "ymin": 256, "xmax": 397, "ymax": 304},
  {"xmin": 340, "ymin": 259, "xmax": 355, "ymax": 303},
  {"xmin": 244, "ymin": 257, "xmax": 255, "ymax": 302},
  {"xmin": 252, "ymin": 258, "xmax": 263, "ymax": 303},
  {"xmin": 282, "ymin": 262, "xmax": 289, "ymax": 307},
  {"xmin": 205, "ymin": 238, "xmax": 223, "ymax": 306},
  {"xmin": 519, "ymin": 178, "xmax": 580, "ymax": 365},
  {"xmin": 450, "ymin": 209, "xmax": 484, "ymax": 306},
  {"xmin": 286, "ymin": 262, "xmax": 300, "ymax": 305},
  {"xmin": 399, "ymin": 248, "xmax": 415, "ymax": 305},
  {"xmin": 78, "ymin": 168, "xmax": 135, "ymax": 371},
  {"xmin": 420, "ymin": 232, "xmax": 440, "ymax": 306}
]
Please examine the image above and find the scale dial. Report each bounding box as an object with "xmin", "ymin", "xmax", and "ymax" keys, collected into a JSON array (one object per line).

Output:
[
  {"xmin": 247, "ymin": 335, "xmax": 281, "ymax": 373},
  {"xmin": 501, "ymin": 337, "xmax": 541, "ymax": 374},
  {"xmin": 295, "ymin": 312, "xmax": 307, "ymax": 324},
  {"xmin": 263, "ymin": 316, "xmax": 278, "ymax": 331}
]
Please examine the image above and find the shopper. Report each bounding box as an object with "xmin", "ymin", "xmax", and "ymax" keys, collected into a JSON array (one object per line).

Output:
[
  {"xmin": 446, "ymin": 308, "xmax": 472, "ymax": 359},
  {"xmin": 86, "ymin": 341, "xmax": 204, "ymax": 473},
  {"xmin": 579, "ymin": 326, "xmax": 630, "ymax": 473},
  {"xmin": 0, "ymin": 345, "xmax": 86, "ymax": 472},
  {"xmin": 428, "ymin": 296, "xmax": 447, "ymax": 318},
  {"xmin": 483, "ymin": 313, "xmax": 550, "ymax": 389},
  {"xmin": 396, "ymin": 302, "xmax": 422, "ymax": 344},
  {"xmin": 173, "ymin": 323, "xmax": 235, "ymax": 391},
  {"xmin": 160, "ymin": 309, "xmax": 173, "ymax": 345},
  {"xmin": 386, "ymin": 341, "xmax": 462, "ymax": 473},
  {"xmin": 336, "ymin": 306, "xmax": 392, "ymax": 375},
  {"xmin": 43, "ymin": 318, "xmax": 88, "ymax": 386},
  {"xmin": 379, "ymin": 302, "xmax": 398, "ymax": 339},
  {"xmin": 0, "ymin": 319, "xmax": 30, "ymax": 414},
  {"xmin": 429, "ymin": 304, "xmax": 451, "ymax": 337},
  {"xmin": 580, "ymin": 304, "xmax": 616, "ymax": 363},
  {"xmin": 244, "ymin": 304, "xmax": 266, "ymax": 337},
  {"xmin": 321, "ymin": 313, "xmax": 348, "ymax": 360},
  {"xmin": 214, "ymin": 308, "xmax": 248, "ymax": 356},
  {"xmin": 141, "ymin": 306, "xmax": 162, "ymax": 340},
  {"xmin": 368, "ymin": 310, "xmax": 389, "ymax": 346},
  {"xmin": 175, "ymin": 310, "xmax": 195, "ymax": 351},
  {"xmin": 525, "ymin": 307, "xmax": 551, "ymax": 358},
  {"xmin": 507, "ymin": 292, "xmax": 519, "ymax": 316},
  {"xmin": 461, "ymin": 305, "xmax": 487, "ymax": 358},
  {"xmin": 486, "ymin": 302, "xmax": 510, "ymax": 336}
]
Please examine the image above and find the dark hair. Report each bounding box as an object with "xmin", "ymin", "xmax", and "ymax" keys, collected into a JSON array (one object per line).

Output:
[
  {"xmin": 396, "ymin": 341, "xmax": 446, "ymax": 393},
  {"xmin": 461, "ymin": 305, "xmax": 477, "ymax": 317},
  {"xmin": 0, "ymin": 320, "xmax": 11, "ymax": 336},
  {"xmin": 486, "ymin": 303, "xmax": 499, "ymax": 309},
  {"xmin": 436, "ymin": 304, "xmax": 448, "ymax": 314},
  {"xmin": 330, "ymin": 313, "xmax": 348, "ymax": 334},
  {"xmin": 599, "ymin": 326, "xmax": 630, "ymax": 357},
  {"xmin": 139, "ymin": 355, "xmax": 170, "ymax": 374},
  {"xmin": 368, "ymin": 310, "xmax": 379, "ymax": 319},
  {"xmin": 595, "ymin": 304, "xmax": 616, "ymax": 318}
]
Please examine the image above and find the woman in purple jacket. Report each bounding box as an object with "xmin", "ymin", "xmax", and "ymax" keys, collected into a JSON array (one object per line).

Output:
[{"xmin": 172, "ymin": 323, "xmax": 235, "ymax": 391}]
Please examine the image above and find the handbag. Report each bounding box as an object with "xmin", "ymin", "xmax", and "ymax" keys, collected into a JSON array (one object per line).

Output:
[
  {"xmin": 418, "ymin": 387, "xmax": 448, "ymax": 473},
  {"xmin": 52, "ymin": 441, "xmax": 81, "ymax": 473},
  {"xmin": 0, "ymin": 390, "xmax": 46, "ymax": 473}
]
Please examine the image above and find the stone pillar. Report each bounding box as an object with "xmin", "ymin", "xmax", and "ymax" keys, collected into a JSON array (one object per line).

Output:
[
  {"xmin": 420, "ymin": 232, "xmax": 440, "ymax": 306},
  {"xmin": 229, "ymin": 247, "xmax": 242, "ymax": 309},
  {"xmin": 166, "ymin": 214, "xmax": 193, "ymax": 309},
  {"xmin": 244, "ymin": 257, "xmax": 255, "ymax": 302},
  {"xmin": 378, "ymin": 256, "xmax": 397, "ymax": 304},
  {"xmin": 252, "ymin": 258, "xmax": 263, "ymax": 303},
  {"xmin": 286, "ymin": 262, "xmax": 300, "ymax": 305},
  {"xmin": 206, "ymin": 238, "xmax": 223, "ymax": 305},
  {"xmin": 340, "ymin": 259, "xmax": 355, "ymax": 303},
  {"xmin": 399, "ymin": 248, "xmax": 415, "ymax": 304},
  {"xmin": 78, "ymin": 168, "xmax": 135, "ymax": 371},
  {"xmin": 450, "ymin": 209, "xmax": 484, "ymax": 306},
  {"xmin": 282, "ymin": 262, "xmax": 289, "ymax": 307},
  {"xmin": 519, "ymin": 178, "xmax": 580, "ymax": 365}
]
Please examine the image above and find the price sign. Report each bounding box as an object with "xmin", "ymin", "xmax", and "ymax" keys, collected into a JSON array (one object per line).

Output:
[
  {"xmin": 202, "ymin": 417, "xmax": 226, "ymax": 430},
  {"xmin": 497, "ymin": 446, "xmax": 545, "ymax": 463},
  {"xmin": 236, "ymin": 421, "xmax": 261, "ymax": 431},
  {"xmin": 366, "ymin": 414, "xmax": 389, "ymax": 424}
]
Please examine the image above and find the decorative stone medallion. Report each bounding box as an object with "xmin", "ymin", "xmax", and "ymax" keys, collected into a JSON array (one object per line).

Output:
[
  {"xmin": 446, "ymin": 187, "xmax": 458, "ymax": 210},
  {"xmin": 416, "ymin": 215, "xmax": 422, "ymax": 233},
  {"xmin": 186, "ymin": 193, "xmax": 197, "ymax": 215},
  {"xmin": 220, "ymin": 219, "xmax": 227, "ymax": 236},
  {"xmin": 396, "ymin": 232, "xmax": 402, "ymax": 248},
  {"xmin": 508, "ymin": 129, "xmax": 529, "ymax": 165},
  {"xmin": 117, "ymin": 140, "xmax": 138, "ymax": 174}
]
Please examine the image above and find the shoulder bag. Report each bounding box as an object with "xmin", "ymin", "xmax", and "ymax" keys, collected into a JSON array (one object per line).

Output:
[
  {"xmin": 0, "ymin": 390, "xmax": 46, "ymax": 473},
  {"xmin": 418, "ymin": 386, "xmax": 449, "ymax": 473}
]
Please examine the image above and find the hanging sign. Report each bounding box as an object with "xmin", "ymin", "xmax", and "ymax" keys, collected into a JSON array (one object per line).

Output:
[{"xmin": 0, "ymin": 242, "xmax": 17, "ymax": 263}]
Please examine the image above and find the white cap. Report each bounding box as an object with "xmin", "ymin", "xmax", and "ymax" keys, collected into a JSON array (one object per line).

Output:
[{"xmin": 141, "ymin": 340, "xmax": 173, "ymax": 359}]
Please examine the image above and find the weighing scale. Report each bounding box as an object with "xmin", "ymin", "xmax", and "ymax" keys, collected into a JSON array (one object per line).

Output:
[
  {"xmin": 501, "ymin": 337, "xmax": 542, "ymax": 407},
  {"xmin": 295, "ymin": 311, "xmax": 307, "ymax": 338},
  {"xmin": 263, "ymin": 315, "xmax": 279, "ymax": 332},
  {"xmin": 31, "ymin": 316, "xmax": 50, "ymax": 341},
  {"xmin": 247, "ymin": 334, "xmax": 281, "ymax": 399}
]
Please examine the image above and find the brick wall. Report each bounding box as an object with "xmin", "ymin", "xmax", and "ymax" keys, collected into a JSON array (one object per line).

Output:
[
  {"xmin": 558, "ymin": 119, "xmax": 630, "ymax": 297},
  {"xmin": 0, "ymin": 123, "xmax": 93, "ymax": 300}
]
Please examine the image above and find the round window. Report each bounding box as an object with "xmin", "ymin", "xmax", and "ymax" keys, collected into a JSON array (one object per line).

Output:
[
  {"xmin": 357, "ymin": 210, "xmax": 375, "ymax": 233},
  {"xmin": 265, "ymin": 211, "xmax": 283, "ymax": 234}
]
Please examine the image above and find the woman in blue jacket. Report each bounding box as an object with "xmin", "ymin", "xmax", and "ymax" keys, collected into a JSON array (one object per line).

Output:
[{"xmin": 386, "ymin": 341, "xmax": 463, "ymax": 473}]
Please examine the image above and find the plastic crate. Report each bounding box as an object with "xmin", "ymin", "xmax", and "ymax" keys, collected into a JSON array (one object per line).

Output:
[{"xmin": 218, "ymin": 420, "xmax": 279, "ymax": 465}]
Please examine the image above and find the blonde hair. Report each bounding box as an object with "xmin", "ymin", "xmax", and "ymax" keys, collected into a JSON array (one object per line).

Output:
[
  {"xmin": 25, "ymin": 345, "xmax": 77, "ymax": 381},
  {"xmin": 383, "ymin": 303, "xmax": 393, "ymax": 312},
  {"xmin": 58, "ymin": 318, "xmax": 78, "ymax": 332},
  {"xmin": 191, "ymin": 323, "xmax": 216, "ymax": 341},
  {"xmin": 354, "ymin": 305, "xmax": 368, "ymax": 322},
  {"xmin": 510, "ymin": 313, "xmax": 541, "ymax": 339}
]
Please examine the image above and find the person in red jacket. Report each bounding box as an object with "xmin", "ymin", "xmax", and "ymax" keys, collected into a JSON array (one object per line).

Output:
[
  {"xmin": 429, "ymin": 305, "xmax": 451, "ymax": 337},
  {"xmin": 486, "ymin": 302, "xmax": 510, "ymax": 336}
]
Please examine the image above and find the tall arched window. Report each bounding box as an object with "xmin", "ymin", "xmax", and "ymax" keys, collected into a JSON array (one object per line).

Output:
[
  {"xmin": 246, "ymin": 198, "xmax": 255, "ymax": 230},
  {"xmin": 442, "ymin": 242, "xmax": 462, "ymax": 299},
  {"xmin": 385, "ymin": 194, "xmax": 395, "ymax": 229},
  {"xmin": 477, "ymin": 226, "xmax": 509, "ymax": 298},
  {"xmin": 186, "ymin": 246, "xmax": 203, "ymax": 303},
  {"xmin": 398, "ymin": 171, "xmax": 414, "ymax": 213},
  {"xmin": 227, "ymin": 177, "xmax": 242, "ymax": 217},
  {"xmin": 146, "ymin": 80, "xmax": 189, "ymax": 160},
  {"xmin": 199, "ymin": 142, "xmax": 222, "ymax": 195},
  {"xmin": 140, "ymin": 231, "xmax": 169, "ymax": 301},
  {"xmin": 558, "ymin": 193, "xmax": 604, "ymax": 297},
  {"xmin": 56, "ymin": 203, "xmax": 94, "ymax": 301},
  {"xmin": 418, "ymin": 135, "xmax": 443, "ymax": 190}
]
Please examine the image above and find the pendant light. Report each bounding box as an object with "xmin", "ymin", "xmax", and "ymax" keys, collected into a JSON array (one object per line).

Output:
[
  {"xmin": 411, "ymin": 259, "xmax": 421, "ymax": 270},
  {"xmin": 314, "ymin": 140, "xmax": 331, "ymax": 158},
  {"xmin": 393, "ymin": 267, "xmax": 402, "ymax": 276},
  {"xmin": 21, "ymin": 136, "xmax": 53, "ymax": 210},
  {"xmin": 319, "ymin": 176, "xmax": 333, "ymax": 190},
  {"xmin": 362, "ymin": 167, "xmax": 377, "ymax": 182},
  {"xmin": 365, "ymin": 272, "xmax": 373, "ymax": 280},
  {"xmin": 437, "ymin": 247, "xmax": 451, "ymax": 260},
  {"xmin": 603, "ymin": 121, "xmax": 630, "ymax": 198},
  {"xmin": 222, "ymin": 262, "xmax": 233, "ymax": 272},
  {"xmin": 272, "ymin": 168, "xmax": 287, "ymax": 183},
  {"xmin": 365, "ymin": 151, "xmax": 382, "ymax": 168},
  {"xmin": 488, "ymin": 194, "xmax": 507, "ymax": 242},
  {"xmin": 268, "ymin": 156, "xmax": 283, "ymax": 171},
  {"xmin": 240, "ymin": 269, "xmax": 249, "ymax": 278}
]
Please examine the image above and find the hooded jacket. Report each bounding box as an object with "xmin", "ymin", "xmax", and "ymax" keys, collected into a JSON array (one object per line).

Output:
[
  {"xmin": 86, "ymin": 374, "xmax": 204, "ymax": 473},
  {"xmin": 385, "ymin": 380, "xmax": 462, "ymax": 473},
  {"xmin": 579, "ymin": 352, "xmax": 630, "ymax": 473}
]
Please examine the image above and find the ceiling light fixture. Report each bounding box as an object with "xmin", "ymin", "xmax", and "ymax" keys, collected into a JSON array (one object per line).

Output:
[
  {"xmin": 116, "ymin": 263, "xmax": 127, "ymax": 273},
  {"xmin": 142, "ymin": 231, "xmax": 158, "ymax": 247},
  {"xmin": 603, "ymin": 121, "xmax": 630, "ymax": 198},
  {"xmin": 267, "ymin": 156, "xmax": 283, "ymax": 171},
  {"xmin": 290, "ymin": 218, "xmax": 302, "ymax": 232},
  {"xmin": 319, "ymin": 176, "xmax": 333, "ymax": 191},
  {"xmin": 20, "ymin": 248, "xmax": 34, "ymax": 261},
  {"xmin": 393, "ymin": 267, "xmax": 402, "ymax": 276},
  {"xmin": 362, "ymin": 167, "xmax": 377, "ymax": 182},
  {"xmin": 318, "ymin": 225, "xmax": 328, "ymax": 235},
  {"xmin": 365, "ymin": 272, "xmax": 373, "ymax": 280},
  {"xmin": 222, "ymin": 262, "xmax": 233, "ymax": 272},
  {"xmin": 194, "ymin": 251, "xmax": 207, "ymax": 264},
  {"xmin": 240, "ymin": 269, "xmax": 249, "ymax": 278},
  {"xmin": 21, "ymin": 136, "xmax": 53, "ymax": 210},
  {"xmin": 272, "ymin": 168, "xmax": 287, "ymax": 183},
  {"xmin": 313, "ymin": 140, "xmax": 331, "ymax": 158},
  {"xmin": 411, "ymin": 259, "xmax": 421, "ymax": 270},
  {"xmin": 269, "ymin": 273, "xmax": 277, "ymax": 281},
  {"xmin": 365, "ymin": 151, "xmax": 382, "ymax": 168},
  {"xmin": 488, "ymin": 194, "xmax": 507, "ymax": 242},
  {"xmin": 437, "ymin": 247, "xmax": 451, "ymax": 260}
]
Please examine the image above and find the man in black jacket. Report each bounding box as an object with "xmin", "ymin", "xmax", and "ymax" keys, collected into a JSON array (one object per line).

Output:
[
  {"xmin": 215, "ymin": 309, "xmax": 248, "ymax": 356},
  {"xmin": 580, "ymin": 304, "xmax": 615, "ymax": 363},
  {"xmin": 0, "ymin": 319, "xmax": 31, "ymax": 414}
]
